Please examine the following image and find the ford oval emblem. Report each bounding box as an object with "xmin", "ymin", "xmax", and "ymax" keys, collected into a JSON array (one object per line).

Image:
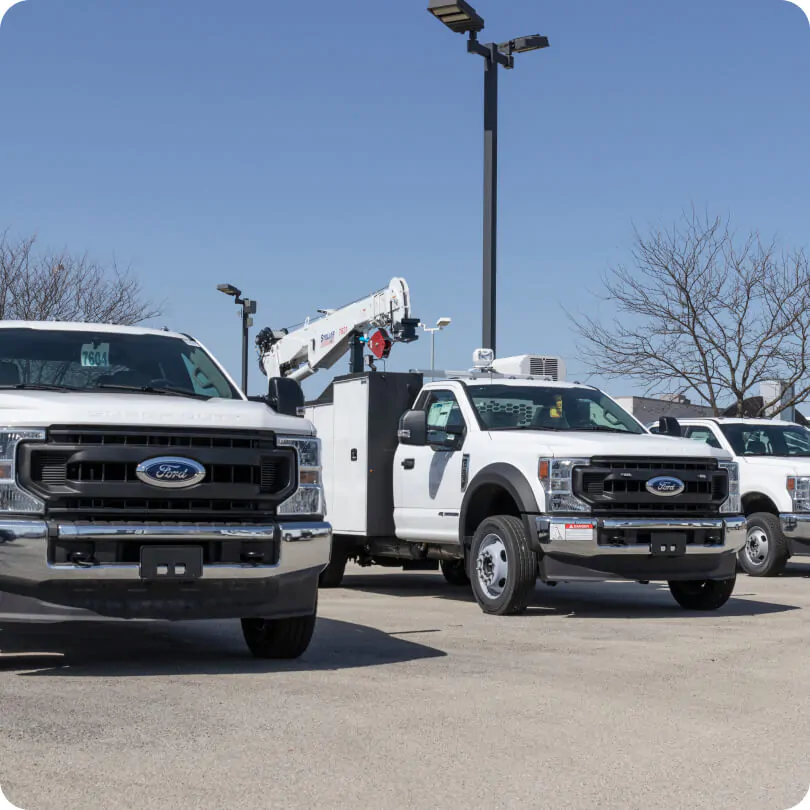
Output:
[
  {"xmin": 135, "ymin": 456, "xmax": 206, "ymax": 489},
  {"xmin": 645, "ymin": 476, "xmax": 685, "ymax": 497}
]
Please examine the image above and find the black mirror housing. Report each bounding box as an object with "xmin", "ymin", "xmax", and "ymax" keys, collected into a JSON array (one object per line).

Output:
[
  {"xmin": 267, "ymin": 377, "xmax": 304, "ymax": 417},
  {"xmin": 398, "ymin": 409, "xmax": 427, "ymax": 446},
  {"xmin": 659, "ymin": 416, "xmax": 682, "ymax": 437}
]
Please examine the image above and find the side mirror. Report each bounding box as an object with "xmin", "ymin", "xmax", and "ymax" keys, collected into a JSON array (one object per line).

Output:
[
  {"xmin": 267, "ymin": 377, "xmax": 304, "ymax": 417},
  {"xmin": 398, "ymin": 410, "xmax": 427, "ymax": 446},
  {"xmin": 659, "ymin": 416, "xmax": 682, "ymax": 437}
]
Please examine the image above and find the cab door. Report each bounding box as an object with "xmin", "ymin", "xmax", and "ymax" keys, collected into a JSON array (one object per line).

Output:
[{"xmin": 394, "ymin": 389, "xmax": 468, "ymax": 544}]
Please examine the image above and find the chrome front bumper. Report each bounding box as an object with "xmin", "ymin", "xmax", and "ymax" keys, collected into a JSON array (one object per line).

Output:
[
  {"xmin": 780, "ymin": 514, "xmax": 810, "ymax": 542},
  {"xmin": 0, "ymin": 520, "xmax": 331, "ymax": 587},
  {"xmin": 535, "ymin": 516, "xmax": 747, "ymax": 557}
]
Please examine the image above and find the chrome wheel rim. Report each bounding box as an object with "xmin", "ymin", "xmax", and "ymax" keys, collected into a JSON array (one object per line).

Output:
[
  {"xmin": 476, "ymin": 533, "xmax": 508, "ymax": 599},
  {"xmin": 745, "ymin": 526, "xmax": 769, "ymax": 566}
]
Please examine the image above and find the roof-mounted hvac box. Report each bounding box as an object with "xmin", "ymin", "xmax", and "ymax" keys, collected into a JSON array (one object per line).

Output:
[{"xmin": 490, "ymin": 355, "xmax": 566, "ymax": 381}]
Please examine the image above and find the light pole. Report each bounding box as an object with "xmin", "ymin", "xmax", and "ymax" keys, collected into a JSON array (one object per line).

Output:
[
  {"xmin": 420, "ymin": 317, "xmax": 452, "ymax": 370},
  {"xmin": 427, "ymin": 1, "xmax": 549, "ymax": 358},
  {"xmin": 216, "ymin": 283, "xmax": 257, "ymax": 394}
]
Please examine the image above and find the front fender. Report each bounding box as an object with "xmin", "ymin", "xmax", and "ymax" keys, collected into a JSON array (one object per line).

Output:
[{"xmin": 459, "ymin": 462, "xmax": 542, "ymax": 551}]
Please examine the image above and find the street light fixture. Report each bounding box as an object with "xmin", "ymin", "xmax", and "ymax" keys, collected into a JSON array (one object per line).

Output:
[
  {"xmin": 216, "ymin": 283, "xmax": 257, "ymax": 394},
  {"xmin": 501, "ymin": 35, "xmax": 549, "ymax": 55},
  {"xmin": 427, "ymin": 1, "xmax": 549, "ymax": 358},
  {"xmin": 420, "ymin": 317, "xmax": 452, "ymax": 371},
  {"xmin": 427, "ymin": 0, "xmax": 485, "ymax": 34}
]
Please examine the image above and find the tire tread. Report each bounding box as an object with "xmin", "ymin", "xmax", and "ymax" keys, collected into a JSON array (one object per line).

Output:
[
  {"xmin": 241, "ymin": 611, "xmax": 317, "ymax": 659},
  {"xmin": 470, "ymin": 515, "xmax": 537, "ymax": 616}
]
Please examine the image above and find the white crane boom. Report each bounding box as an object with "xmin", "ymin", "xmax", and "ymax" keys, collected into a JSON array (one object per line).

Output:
[{"xmin": 256, "ymin": 277, "xmax": 419, "ymax": 382}]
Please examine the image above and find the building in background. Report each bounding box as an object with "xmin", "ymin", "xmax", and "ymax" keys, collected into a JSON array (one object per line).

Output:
[
  {"xmin": 613, "ymin": 386, "xmax": 808, "ymax": 427},
  {"xmin": 612, "ymin": 394, "xmax": 714, "ymax": 424}
]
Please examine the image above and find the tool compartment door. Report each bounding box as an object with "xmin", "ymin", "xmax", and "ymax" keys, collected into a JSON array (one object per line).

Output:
[{"xmin": 329, "ymin": 378, "xmax": 370, "ymax": 534}]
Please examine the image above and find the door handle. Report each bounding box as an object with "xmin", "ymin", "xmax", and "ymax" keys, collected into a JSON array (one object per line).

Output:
[{"xmin": 401, "ymin": 458, "xmax": 415, "ymax": 470}]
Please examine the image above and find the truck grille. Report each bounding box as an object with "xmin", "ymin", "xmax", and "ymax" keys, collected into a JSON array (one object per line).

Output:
[
  {"xmin": 18, "ymin": 426, "xmax": 296, "ymax": 522},
  {"xmin": 574, "ymin": 457, "xmax": 728, "ymax": 517}
]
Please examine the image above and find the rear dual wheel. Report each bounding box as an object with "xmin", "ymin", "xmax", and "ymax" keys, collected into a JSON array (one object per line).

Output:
[{"xmin": 440, "ymin": 558, "xmax": 470, "ymax": 587}]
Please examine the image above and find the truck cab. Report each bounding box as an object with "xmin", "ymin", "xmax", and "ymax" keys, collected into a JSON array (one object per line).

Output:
[
  {"xmin": 306, "ymin": 353, "xmax": 746, "ymax": 616},
  {"xmin": 655, "ymin": 416, "xmax": 810, "ymax": 576}
]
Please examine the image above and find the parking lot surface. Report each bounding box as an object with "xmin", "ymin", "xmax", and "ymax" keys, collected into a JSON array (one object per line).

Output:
[{"xmin": 2, "ymin": 564, "xmax": 810, "ymax": 810}]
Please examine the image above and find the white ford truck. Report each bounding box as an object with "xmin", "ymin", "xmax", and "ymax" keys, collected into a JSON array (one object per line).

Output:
[
  {"xmin": 0, "ymin": 321, "xmax": 330, "ymax": 659},
  {"xmin": 652, "ymin": 416, "xmax": 810, "ymax": 576},
  {"xmin": 304, "ymin": 352, "xmax": 746, "ymax": 615}
]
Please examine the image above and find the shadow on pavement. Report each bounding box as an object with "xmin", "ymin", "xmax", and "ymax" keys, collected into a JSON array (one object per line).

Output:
[
  {"xmin": 0, "ymin": 616, "xmax": 446, "ymax": 677},
  {"xmin": 773, "ymin": 561, "xmax": 810, "ymax": 579},
  {"xmin": 342, "ymin": 571, "xmax": 799, "ymax": 619}
]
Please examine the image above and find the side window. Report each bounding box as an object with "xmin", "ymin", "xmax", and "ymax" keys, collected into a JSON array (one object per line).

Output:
[
  {"xmin": 784, "ymin": 430, "xmax": 810, "ymax": 456},
  {"xmin": 423, "ymin": 390, "xmax": 466, "ymax": 445},
  {"xmin": 684, "ymin": 426, "xmax": 722, "ymax": 449}
]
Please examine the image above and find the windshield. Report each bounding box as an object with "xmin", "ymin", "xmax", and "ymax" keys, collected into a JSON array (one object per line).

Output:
[
  {"xmin": 0, "ymin": 327, "xmax": 240, "ymax": 400},
  {"xmin": 466, "ymin": 384, "xmax": 644, "ymax": 434},
  {"xmin": 720, "ymin": 423, "xmax": 810, "ymax": 457}
]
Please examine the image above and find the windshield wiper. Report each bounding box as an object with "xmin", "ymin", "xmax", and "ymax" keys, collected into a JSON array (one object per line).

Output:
[
  {"xmin": 92, "ymin": 383, "xmax": 210, "ymax": 400},
  {"xmin": 570, "ymin": 426, "xmax": 632, "ymax": 433},
  {"xmin": 0, "ymin": 383, "xmax": 80, "ymax": 392},
  {"xmin": 489, "ymin": 425, "xmax": 566, "ymax": 432}
]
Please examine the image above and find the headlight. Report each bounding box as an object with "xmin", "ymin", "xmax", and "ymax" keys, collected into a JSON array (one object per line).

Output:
[
  {"xmin": 0, "ymin": 428, "xmax": 46, "ymax": 514},
  {"xmin": 277, "ymin": 435, "xmax": 325, "ymax": 517},
  {"xmin": 719, "ymin": 460, "xmax": 741, "ymax": 514},
  {"xmin": 538, "ymin": 457, "xmax": 591, "ymax": 514},
  {"xmin": 787, "ymin": 475, "xmax": 810, "ymax": 512}
]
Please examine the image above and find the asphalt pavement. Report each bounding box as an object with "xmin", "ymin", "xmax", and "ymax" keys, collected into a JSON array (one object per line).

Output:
[{"xmin": 2, "ymin": 564, "xmax": 810, "ymax": 810}]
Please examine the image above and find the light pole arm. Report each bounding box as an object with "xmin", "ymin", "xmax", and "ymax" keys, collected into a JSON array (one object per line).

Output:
[{"xmin": 467, "ymin": 35, "xmax": 512, "ymax": 68}]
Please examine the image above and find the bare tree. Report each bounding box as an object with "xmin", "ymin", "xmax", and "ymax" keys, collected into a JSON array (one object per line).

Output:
[
  {"xmin": 0, "ymin": 230, "xmax": 162, "ymax": 325},
  {"xmin": 570, "ymin": 209, "xmax": 810, "ymax": 417}
]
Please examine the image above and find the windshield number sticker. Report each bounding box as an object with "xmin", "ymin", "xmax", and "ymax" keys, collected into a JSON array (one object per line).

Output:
[{"xmin": 80, "ymin": 342, "xmax": 111, "ymax": 368}]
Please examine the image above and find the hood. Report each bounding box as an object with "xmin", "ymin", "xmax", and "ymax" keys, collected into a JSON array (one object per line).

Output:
[
  {"xmin": 740, "ymin": 455, "xmax": 810, "ymax": 476},
  {"xmin": 0, "ymin": 391, "xmax": 313, "ymax": 434},
  {"xmin": 488, "ymin": 429, "xmax": 732, "ymax": 460}
]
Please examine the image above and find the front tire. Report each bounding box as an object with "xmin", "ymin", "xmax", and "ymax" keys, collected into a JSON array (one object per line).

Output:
[
  {"xmin": 469, "ymin": 516, "xmax": 537, "ymax": 616},
  {"xmin": 668, "ymin": 577, "xmax": 736, "ymax": 611},
  {"xmin": 440, "ymin": 558, "xmax": 470, "ymax": 587},
  {"xmin": 738, "ymin": 512, "xmax": 789, "ymax": 577},
  {"xmin": 241, "ymin": 603, "xmax": 317, "ymax": 659},
  {"xmin": 319, "ymin": 550, "xmax": 348, "ymax": 588}
]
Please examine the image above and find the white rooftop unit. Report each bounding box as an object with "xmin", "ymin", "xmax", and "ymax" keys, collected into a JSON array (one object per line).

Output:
[{"xmin": 490, "ymin": 354, "xmax": 566, "ymax": 381}]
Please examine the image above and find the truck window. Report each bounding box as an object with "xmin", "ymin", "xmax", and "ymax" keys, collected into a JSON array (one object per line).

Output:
[
  {"xmin": 0, "ymin": 328, "xmax": 240, "ymax": 399},
  {"xmin": 684, "ymin": 426, "xmax": 723, "ymax": 449},
  {"xmin": 423, "ymin": 390, "xmax": 466, "ymax": 442},
  {"xmin": 719, "ymin": 423, "xmax": 810, "ymax": 457},
  {"xmin": 467, "ymin": 384, "xmax": 643, "ymax": 434}
]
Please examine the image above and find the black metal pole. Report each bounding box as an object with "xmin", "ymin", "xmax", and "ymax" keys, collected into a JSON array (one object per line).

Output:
[
  {"xmin": 241, "ymin": 305, "xmax": 249, "ymax": 393},
  {"xmin": 349, "ymin": 333, "xmax": 364, "ymax": 374},
  {"xmin": 482, "ymin": 45, "xmax": 498, "ymax": 356}
]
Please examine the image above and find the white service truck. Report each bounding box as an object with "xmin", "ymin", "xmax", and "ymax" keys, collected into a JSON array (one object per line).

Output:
[
  {"xmin": 0, "ymin": 320, "xmax": 330, "ymax": 659},
  {"xmin": 256, "ymin": 281, "xmax": 746, "ymax": 616},
  {"xmin": 652, "ymin": 416, "xmax": 810, "ymax": 576}
]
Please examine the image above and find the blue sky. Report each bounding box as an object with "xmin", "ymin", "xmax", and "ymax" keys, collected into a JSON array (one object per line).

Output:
[{"xmin": 0, "ymin": 0, "xmax": 808, "ymax": 402}]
